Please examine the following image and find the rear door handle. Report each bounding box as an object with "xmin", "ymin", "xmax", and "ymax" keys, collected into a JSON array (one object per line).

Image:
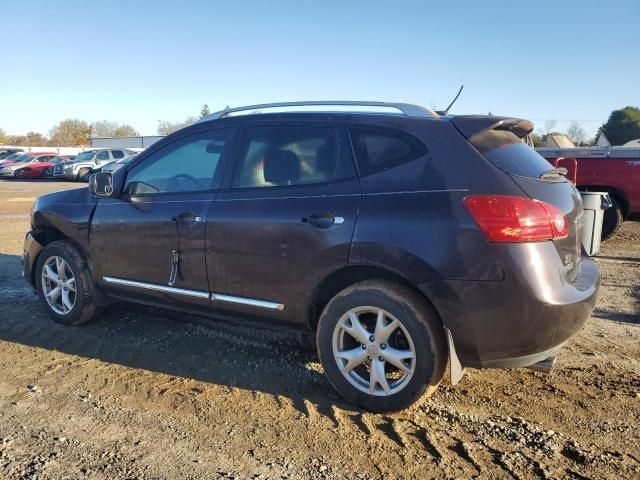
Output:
[
  {"xmin": 172, "ymin": 212, "xmax": 202, "ymax": 227},
  {"xmin": 302, "ymin": 213, "xmax": 343, "ymax": 229}
]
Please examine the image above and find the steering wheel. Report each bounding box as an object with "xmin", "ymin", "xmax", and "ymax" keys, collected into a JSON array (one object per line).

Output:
[{"xmin": 170, "ymin": 173, "xmax": 201, "ymax": 189}]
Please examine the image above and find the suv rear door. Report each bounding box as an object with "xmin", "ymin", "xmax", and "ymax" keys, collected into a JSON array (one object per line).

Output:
[{"xmin": 205, "ymin": 121, "xmax": 361, "ymax": 325}]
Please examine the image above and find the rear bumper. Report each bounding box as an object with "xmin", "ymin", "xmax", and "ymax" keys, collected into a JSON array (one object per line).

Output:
[
  {"xmin": 425, "ymin": 242, "xmax": 599, "ymax": 368},
  {"xmin": 21, "ymin": 231, "xmax": 44, "ymax": 288}
]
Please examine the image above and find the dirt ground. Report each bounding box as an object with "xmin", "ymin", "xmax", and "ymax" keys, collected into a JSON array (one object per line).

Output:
[{"xmin": 0, "ymin": 179, "xmax": 638, "ymax": 480}]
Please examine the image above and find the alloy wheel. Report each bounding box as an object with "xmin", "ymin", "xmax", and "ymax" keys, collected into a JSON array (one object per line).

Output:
[
  {"xmin": 41, "ymin": 256, "xmax": 77, "ymax": 315},
  {"xmin": 332, "ymin": 307, "xmax": 416, "ymax": 396}
]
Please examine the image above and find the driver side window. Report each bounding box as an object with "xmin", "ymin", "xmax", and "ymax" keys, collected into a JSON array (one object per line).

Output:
[{"xmin": 125, "ymin": 128, "xmax": 231, "ymax": 195}]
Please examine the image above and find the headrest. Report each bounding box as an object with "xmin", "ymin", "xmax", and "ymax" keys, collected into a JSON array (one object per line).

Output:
[
  {"xmin": 315, "ymin": 144, "xmax": 337, "ymax": 177},
  {"xmin": 263, "ymin": 149, "xmax": 300, "ymax": 184}
]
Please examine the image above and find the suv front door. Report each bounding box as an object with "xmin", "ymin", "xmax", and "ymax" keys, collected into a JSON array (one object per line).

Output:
[
  {"xmin": 90, "ymin": 126, "xmax": 235, "ymax": 308},
  {"xmin": 206, "ymin": 122, "xmax": 361, "ymax": 325}
]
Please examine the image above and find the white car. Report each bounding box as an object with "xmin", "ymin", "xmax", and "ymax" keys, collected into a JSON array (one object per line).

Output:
[{"xmin": 52, "ymin": 149, "xmax": 134, "ymax": 181}]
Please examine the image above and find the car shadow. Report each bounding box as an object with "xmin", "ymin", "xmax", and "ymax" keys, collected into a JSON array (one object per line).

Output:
[{"xmin": 0, "ymin": 253, "xmax": 354, "ymax": 420}]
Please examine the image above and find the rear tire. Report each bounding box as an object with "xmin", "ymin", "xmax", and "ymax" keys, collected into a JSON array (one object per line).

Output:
[
  {"xmin": 601, "ymin": 196, "xmax": 623, "ymax": 240},
  {"xmin": 316, "ymin": 280, "xmax": 446, "ymax": 412},
  {"xmin": 35, "ymin": 241, "xmax": 97, "ymax": 326}
]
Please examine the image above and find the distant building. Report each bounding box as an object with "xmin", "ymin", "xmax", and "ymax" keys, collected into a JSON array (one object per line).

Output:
[
  {"xmin": 90, "ymin": 136, "xmax": 164, "ymax": 149},
  {"xmin": 623, "ymin": 138, "xmax": 640, "ymax": 147},
  {"xmin": 544, "ymin": 133, "xmax": 576, "ymax": 148},
  {"xmin": 595, "ymin": 131, "xmax": 611, "ymax": 147}
]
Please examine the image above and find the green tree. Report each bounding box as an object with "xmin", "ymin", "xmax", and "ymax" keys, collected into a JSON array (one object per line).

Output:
[
  {"xmin": 200, "ymin": 104, "xmax": 210, "ymax": 118},
  {"xmin": 600, "ymin": 106, "xmax": 640, "ymax": 145},
  {"xmin": 49, "ymin": 119, "xmax": 91, "ymax": 146}
]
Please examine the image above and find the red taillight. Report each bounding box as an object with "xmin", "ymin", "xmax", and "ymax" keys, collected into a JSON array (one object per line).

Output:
[{"xmin": 464, "ymin": 195, "xmax": 569, "ymax": 243}]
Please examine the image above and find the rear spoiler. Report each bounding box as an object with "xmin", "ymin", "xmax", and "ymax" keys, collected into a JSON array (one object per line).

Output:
[{"xmin": 452, "ymin": 115, "xmax": 534, "ymax": 139}]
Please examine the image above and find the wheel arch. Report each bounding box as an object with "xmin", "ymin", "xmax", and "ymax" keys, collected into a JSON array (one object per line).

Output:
[
  {"xmin": 30, "ymin": 227, "xmax": 88, "ymax": 285},
  {"xmin": 307, "ymin": 264, "xmax": 445, "ymax": 332}
]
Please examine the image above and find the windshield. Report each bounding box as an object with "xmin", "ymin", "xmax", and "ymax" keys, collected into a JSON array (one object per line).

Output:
[
  {"xmin": 16, "ymin": 155, "xmax": 35, "ymax": 163},
  {"xmin": 4, "ymin": 153, "xmax": 22, "ymax": 161},
  {"xmin": 74, "ymin": 151, "xmax": 95, "ymax": 162}
]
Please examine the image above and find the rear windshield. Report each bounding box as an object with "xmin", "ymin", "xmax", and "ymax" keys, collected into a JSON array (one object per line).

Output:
[{"xmin": 470, "ymin": 129, "xmax": 553, "ymax": 179}]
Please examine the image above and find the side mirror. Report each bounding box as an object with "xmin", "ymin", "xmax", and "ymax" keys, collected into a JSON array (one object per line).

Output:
[{"xmin": 89, "ymin": 172, "xmax": 114, "ymax": 197}]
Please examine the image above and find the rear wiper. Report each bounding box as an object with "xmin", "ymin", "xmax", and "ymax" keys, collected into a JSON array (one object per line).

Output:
[{"xmin": 540, "ymin": 167, "xmax": 568, "ymax": 180}]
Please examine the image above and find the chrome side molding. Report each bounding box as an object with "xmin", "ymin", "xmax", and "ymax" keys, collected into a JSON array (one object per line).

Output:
[
  {"xmin": 102, "ymin": 277, "xmax": 284, "ymax": 310},
  {"xmin": 103, "ymin": 277, "xmax": 210, "ymax": 299},
  {"xmin": 211, "ymin": 292, "xmax": 285, "ymax": 311}
]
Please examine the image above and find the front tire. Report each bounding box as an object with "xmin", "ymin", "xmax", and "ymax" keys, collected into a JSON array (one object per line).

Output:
[
  {"xmin": 14, "ymin": 169, "xmax": 24, "ymax": 179},
  {"xmin": 77, "ymin": 168, "xmax": 91, "ymax": 182},
  {"xmin": 35, "ymin": 241, "xmax": 97, "ymax": 326},
  {"xmin": 316, "ymin": 280, "xmax": 446, "ymax": 412}
]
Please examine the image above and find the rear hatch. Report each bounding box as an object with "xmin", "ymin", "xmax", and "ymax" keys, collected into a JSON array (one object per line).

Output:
[{"xmin": 455, "ymin": 116, "xmax": 583, "ymax": 282}]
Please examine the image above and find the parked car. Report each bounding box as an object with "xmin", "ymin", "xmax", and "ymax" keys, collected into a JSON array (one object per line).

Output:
[
  {"xmin": 536, "ymin": 146, "xmax": 640, "ymax": 239},
  {"xmin": 0, "ymin": 152, "xmax": 29, "ymax": 166},
  {"xmin": 22, "ymin": 101, "xmax": 599, "ymax": 412},
  {"xmin": 52, "ymin": 149, "xmax": 134, "ymax": 181},
  {"xmin": 45, "ymin": 156, "xmax": 75, "ymax": 178},
  {"xmin": 89, "ymin": 154, "xmax": 137, "ymax": 177},
  {"xmin": 0, "ymin": 148, "xmax": 24, "ymax": 159},
  {"xmin": 0, "ymin": 152, "xmax": 57, "ymax": 178},
  {"xmin": 15, "ymin": 155, "xmax": 74, "ymax": 179}
]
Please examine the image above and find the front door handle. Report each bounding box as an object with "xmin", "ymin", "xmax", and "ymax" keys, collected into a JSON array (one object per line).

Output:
[
  {"xmin": 172, "ymin": 212, "xmax": 202, "ymax": 227},
  {"xmin": 302, "ymin": 212, "xmax": 343, "ymax": 229}
]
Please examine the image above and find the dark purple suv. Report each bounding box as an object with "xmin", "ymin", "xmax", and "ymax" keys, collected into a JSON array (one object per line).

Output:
[{"xmin": 22, "ymin": 102, "xmax": 599, "ymax": 412}]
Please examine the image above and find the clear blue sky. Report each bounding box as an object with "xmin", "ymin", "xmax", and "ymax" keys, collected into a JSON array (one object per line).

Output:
[{"xmin": 2, "ymin": 0, "xmax": 638, "ymax": 138}]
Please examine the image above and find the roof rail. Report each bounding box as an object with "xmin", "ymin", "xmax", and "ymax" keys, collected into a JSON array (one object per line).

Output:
[{"xmin": 199, "ymin": 101, "xmax": 438, "ymax": 122}]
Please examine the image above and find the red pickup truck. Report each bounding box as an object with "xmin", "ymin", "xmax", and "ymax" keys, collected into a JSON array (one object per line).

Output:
[{"xmin": 536, "ymin": 147, "xmax": 640, "ymax": 239}]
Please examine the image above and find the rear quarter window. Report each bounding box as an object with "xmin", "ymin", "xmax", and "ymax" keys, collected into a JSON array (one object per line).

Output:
[
  {"xmin": 470, "ymin": 129, "xmax": 553, "ymax": 179},
  {"xmin": 349, "ymin": 126, "xmax": 427, "ymax": 175}
]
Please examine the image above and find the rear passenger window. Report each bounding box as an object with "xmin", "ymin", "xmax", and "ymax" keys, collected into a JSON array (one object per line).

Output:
[
  {"xmin": 232, "ymin": 125, "xmax": 344, "ymax": 188},
  {"xmin": 111, "ymin": 150, "xmax": 125, "ymax": 159},
  {"xmin": 96, "ymin": 151, "xmax": 110, "ymax": 161},
  {"xmin": 349, "ymin": 127, "xmax": 427, "ymax": 175}
]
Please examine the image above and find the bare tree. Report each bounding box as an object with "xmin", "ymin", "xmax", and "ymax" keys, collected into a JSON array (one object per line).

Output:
[
  {"xmin": 91, "ymin": 121, "xmax": 120, "ymax": 137},
  {"xmin": 91, "ymin": 121, "xmax": 139, "ymax": 138},
  {"xmin": 567, "ymin": 121, "xmax": 587, "ymax": 146},
  {"xmin": 544, "ymin": 119, "xmax": 557, "ymax": 134},
  {"xmin": 157, "ymin": 116, "xmax": 197, "ymax": 136},
  {"xmin": 113, "ymin": 124, "xmax": 139, "ymax": 137}
]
